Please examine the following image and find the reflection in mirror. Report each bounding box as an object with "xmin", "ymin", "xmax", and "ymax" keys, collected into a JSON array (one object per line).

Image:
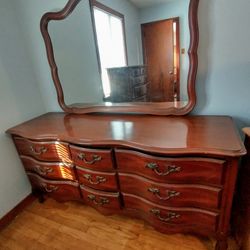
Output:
[{"xmin": 49, "ymin": 0, "xmax": 190, "ymax": 106}]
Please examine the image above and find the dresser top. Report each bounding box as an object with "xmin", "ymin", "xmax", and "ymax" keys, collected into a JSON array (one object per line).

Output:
[{"xmin": 7, "ymin": 113, "xmax": 246, "ymax": 157}]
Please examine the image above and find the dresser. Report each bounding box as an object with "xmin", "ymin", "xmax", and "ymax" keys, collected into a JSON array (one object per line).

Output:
[
  {"xmin": 7, "ymin": 113, "xmax": 246, "ymax": 250},
  {"xmin": 233, "ymin": 128, "xmax": 250, "ymax": 250},
  {"xmin": 107, "ymin": 65, "xmax": 148, "ymax": 102}
]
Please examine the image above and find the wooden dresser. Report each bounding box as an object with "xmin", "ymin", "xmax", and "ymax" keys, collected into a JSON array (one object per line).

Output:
[
  {"xmin": 233, "ymin": 128, "xmax": 250, "ymax": 250},
  {"xmin": 7, "ymin": 113, "xmax": 246, "ymax": 250},
  {"xmin": 107, "ymin": 65, "xmax": 148, "ymax": 102}
]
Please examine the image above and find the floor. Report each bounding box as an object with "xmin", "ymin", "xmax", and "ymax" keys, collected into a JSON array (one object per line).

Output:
[{"xmin": 0, "ymin": 199, "xmax": 238, "ymax": 250}]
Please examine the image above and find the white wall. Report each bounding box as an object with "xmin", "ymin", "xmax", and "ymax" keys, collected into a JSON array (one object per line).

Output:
[
  {"xmin": 139, "ymin": 0, "xmax": 190, "ymax": 100},
  {"xmin": 192, "ymin": 0, "xmax": 250, "ymax": 131},
  {"xmin": 0, "ymin": 1, "xmax": 46, "ymax": 218}
]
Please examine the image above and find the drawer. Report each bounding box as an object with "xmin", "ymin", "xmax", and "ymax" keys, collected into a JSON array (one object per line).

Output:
[
  {"xmin": 76, "ymin": 166, "xmax": 117, "ymax": 191},
  {"xmin": 20, "ymin": 156, "xmax": 76, "ymax": 181},
  {"xmin": 134, "ymin": 83, "xmax": 148, "ymax": 98},
  {"xmin": 133, "ymin": 95, "xmax": 147, "ymax": 102},
  {"xmin": 70, "ymin": 145, "xmax": 113, "ymax": 171},
  {"xmin": 123, "ymin": 193, "xmax": 218, "ymax": 233},
  {"xmin": 131, "ymin": 75, "xmax": 147, "ymax": 86},
  {"xmin": 80, "ymin": 185, "xmax": 120, "ymax": 214},
  {"xmin": 14, "ymin": 137, "xmax": 71, "ymax": 162},
  {"xmin": 27, "ymin": 173, "xmax": 81, "ymax": 202},
  {"xmin": 130, "ymin": 67, "xmax": 143, "ymax": 77},
  {"xmin": 116, "ymin": 150, "xmax": 225, "ymax": 186},
  {"xmin": 119, "ymin": 173, "xmax": 221, "ymax": 209}
]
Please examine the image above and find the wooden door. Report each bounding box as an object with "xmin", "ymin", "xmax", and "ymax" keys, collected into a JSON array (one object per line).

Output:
[{"xmin": 142, "ymin": 19, "xmax": 178, "ymax": 102}]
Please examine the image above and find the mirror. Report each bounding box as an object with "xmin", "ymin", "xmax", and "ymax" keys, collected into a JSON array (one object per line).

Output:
[{"xmin": 41, "ymin": 0, "xmax": 199, "ymax": 115}]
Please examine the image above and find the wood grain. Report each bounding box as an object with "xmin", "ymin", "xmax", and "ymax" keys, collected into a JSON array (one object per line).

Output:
[
  {"xmin": 7, "ymin": 113, "xmax": 246, "ymax": 157},
  {"xmin": 0, "ymin": 194, "xmax": 35, "ymax": 231},
  {"xmin": 14, "ymin": 137, "xmax": 71, "ymax": 163},
  {"xmin": 0, "ymin": 198, "xmax": 239, "ymax": 250},
  {"xmin": 27, "ymin": 173, "xmax": 81, "ymax": 202},
  {"xmin": 77, "ymin": 166, "xmax": 118, "ymax": 191},
  {"xmin": 70, "ymin": 145, "xmax": 113, "ymax": 171},
  {"xmin": 119, "ymin": 173, "xmax": 221, "ymax": 209},
  {"xmin": 116, "ymin": 149, "xmax": 226, "ymax": 185},
  {"xmin": 20, "ymin": 155, "xmax": 76, "ymax": 181}
]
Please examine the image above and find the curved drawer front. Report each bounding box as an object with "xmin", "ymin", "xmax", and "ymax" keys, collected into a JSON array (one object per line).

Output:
[
  {"xmin": 14, "ymin": 137, "xmax": 71, "ymax": 162},
  {"xmin": 123, "ymin": 193, "xmax": 218, "ymax": 233},
  {"xmin": 70, "ymin": 145, "xmax": 113, "ymax": 171},
  {"xmin": 27, "ymin": 173, "xmax": 81, "ymax": 202},
  {"xmin": 80, "ymin": 185, "xmax": 120, "ymax": 214},
  {"xmin": 76, "ymin": 166, "xmax": 117, "ymax": 191},
  {"xmin": 21, "ymin": 156, "xmax": 76, "ymax": 181},
  {"xmin": 116, "ymin": 150, "xmax": 225, "ymax": 185},
  {"xmin": 119, "ymin": 174, "xmax": 221, "ymax": 210}
]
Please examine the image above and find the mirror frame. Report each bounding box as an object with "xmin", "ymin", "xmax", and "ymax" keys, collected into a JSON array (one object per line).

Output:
[{"xmin": 41, "ymin": 0, "xmax": 199, "ymax": 115}]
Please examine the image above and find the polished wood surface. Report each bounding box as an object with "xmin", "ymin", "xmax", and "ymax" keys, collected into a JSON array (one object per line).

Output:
[
  {"xmin": 40, "ymin": 0, "xmax": 199, "ymax": 115},
  {"xmin": 27, "ymin": 173, "xmax": 81, "ymax": 202},
  {"xmin": 77, "ymin": 166, "xmax": 118, "ymax": 191},
  {"xmin": 0, "ymin": 194, "xmax": 35, "ymax": 231},
  {"xmin": 117, "ymin": 150, "xmax": 226, "ymax": 185},
  {"xmin": 80, "ymin": 185, "xmax": 120, "ymax": 215},
  {"xmin": 0, "ymin": 198, "xmax": 239, "ymax": 250},
  {"xmin": 6, "ymin": 113, "xmax": 246, "ymax": 250},
  {"xmin": 20, "ymin": 156, "xmax": 76, "ymax": 180},
  {"xmin": 70, "ymin": 145, "xmax": 113, "ymax": 171},
  {"xmin": 123, "ymin": 193, "xmax": 218, "ymax": 235},
  {"xmin": 119, "ymin": 173, "xmax": 221, "ymax": 210},
  {"xmin": 7, "ymin": 113, "xmax": 246, "ymax": 157},
  {"xmin": 14, "ymin": 137, "xmax": 71, "ymax": 162},
  {"xmin": 233, "ymin": 128, "xmax": 250, "ymax": 250}
]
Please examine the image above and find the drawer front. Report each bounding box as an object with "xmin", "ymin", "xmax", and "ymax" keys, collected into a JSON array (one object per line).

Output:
[
  {"xmin": 27, "ymin": 173, "xmax": 81, "ymax": 202},
  {"xmin": 134, "ymin": 83, "xmax": 148, "ymax": 98},
  {"xmin": 116, "ymin": 150, "xmax": 225, "ymax": 185},
  {"xmin": 76, "ymin": 166, "xmax": 117, "ymax": 191},
  {"xmin": 70, "ymin": 145, "xmax": 113, "ymax": 171},
  {"xmin": 130, "ymin": 67, "xmax": 144, "ymax": 77},
  {"xmin": 21, "ymin": 156, "xmax": 76, "ymax": 181},
  {"xmin": 131, "ymin": 75, "xmax": 147, "ymax": 86},
  {"xmin": 80, "ymin": 185, "xmax": 120, "ymax": 214},
  {"xmin": 123, "ymin": 193, "xmax": 218, "ymax": 233},
  {"xmin": 119, "ymin": 174, "xmax": 221, "ymax": 209},
  {"xmin": 14, "ymin": 137, "xmax": 71, "ymax": 162},
  {"xmin": 133, "ymin": 95, "xmax": 147, "ymax": 102}
]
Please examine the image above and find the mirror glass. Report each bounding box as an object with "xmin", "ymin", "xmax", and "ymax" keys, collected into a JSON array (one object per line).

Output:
[{"xmin": 49, "ymin": 0, "xmax": 190, "ymax": 106}]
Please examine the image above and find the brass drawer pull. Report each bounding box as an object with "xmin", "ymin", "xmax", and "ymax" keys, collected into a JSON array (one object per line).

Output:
[
  {"xmin": 35, "ymin": 165, "xmax": 53, "ymax": 176},
  {"xmin": 78, "ymin": 153, "xmax": 102, "ymax": 165},
  {"xmin": 146, "ymin": 163, "xmax": 181, "ymax": 176},
  {"xmin": 41, "ymin": 183, "xmax": 58, "ymax": 193},
  {"xmin": 87, "ymin": 194, "xmax": 109, "ymax": 206},
  {"xmin": 148, "ymin": 187, "xmax": 180, "ymax": 201},
  {"xmin": 150, "ymin": 209, "xmax": 180, "ymax": 222},
  {"xmin": 83, "ymin": 174, "xmax": 107, "ymax": 185},
  {"xmin": 29, "ymin": 145, "xmax": 48, "ymax": 155}
]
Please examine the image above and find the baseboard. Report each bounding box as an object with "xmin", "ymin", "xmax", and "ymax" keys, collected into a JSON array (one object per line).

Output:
[{"xmin": 0, "ymin": 193, "xmax": 36, "ymax": 231}]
